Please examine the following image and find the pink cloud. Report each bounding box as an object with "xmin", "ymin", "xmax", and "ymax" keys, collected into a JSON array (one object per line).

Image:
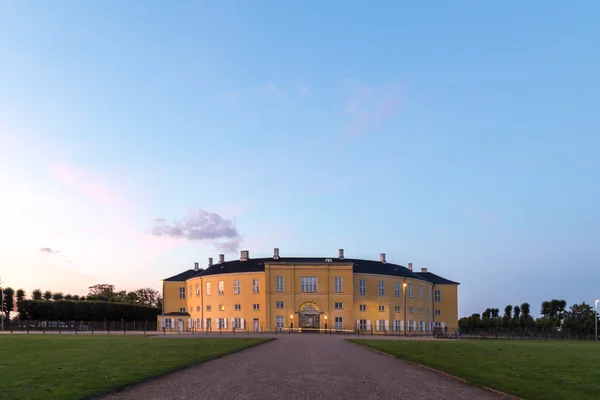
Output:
[{"xmin": 48, "ymin": 161, "xmax": 123, "ymax": 207}]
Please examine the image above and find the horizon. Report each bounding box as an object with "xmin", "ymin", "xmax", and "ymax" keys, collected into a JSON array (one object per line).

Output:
[{"xmin": 1, "ymin": 1, "xmax": 599, "ymax": 318}]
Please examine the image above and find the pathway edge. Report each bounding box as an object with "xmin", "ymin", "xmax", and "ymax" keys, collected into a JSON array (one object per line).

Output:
[{"xmin": 348, "ymin": 340, "xmax": 524, "ymax": 400}]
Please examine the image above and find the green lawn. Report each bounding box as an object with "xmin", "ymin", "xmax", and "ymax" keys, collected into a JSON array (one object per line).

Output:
[
  {"xmin": 0, "ymin": 334, "xmax": 270, "ymax": 400},
  {"xmin": 352, "ymin": 339, "xmax": 600, "ymax": 400}
]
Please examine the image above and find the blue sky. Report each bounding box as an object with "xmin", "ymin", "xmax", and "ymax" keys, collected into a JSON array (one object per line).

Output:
[{"xmin": 1, "ymin": 1, "xmax": 598, "ymax": 317}]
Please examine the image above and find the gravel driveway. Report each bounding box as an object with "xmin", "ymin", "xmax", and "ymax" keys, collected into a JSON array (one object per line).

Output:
[{"xmin": 101, "ymin": 334, "xmax": 509, "ymax": 400}]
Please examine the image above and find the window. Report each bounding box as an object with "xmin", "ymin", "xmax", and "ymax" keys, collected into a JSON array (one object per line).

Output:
[
  {"xmin": 392, "ymin": 320, "xmax": 402, "ymax": 332},
  {"xmin": 409, "ymin": 306, "xmax": 414, "ymax": 314},
  {"xmin": 253, "ymin": 303, "xmax": 260, "ymax": 311},
  {"xmin": 408, "ymin": 283, "xmax": 413, "ymax": 298},
  {"xmin": 359, "ymin": 304, "xmax": 366, "ymax": 311},
  {"xmin": 179, "ymin": 287, "xmax": 186, "ymax": 299},
  {"xmin": 376, "ymin": 320, "xmax": 387, "ymax": 331},
  {"xmin": 179, "ymin": 307, "xmax": 186, "ymax": 313},
  {"xmin": 395, "ymin": 282, "xmax": 401, "ymax": 297},
  {"xmin": 359, "ymin": 279, "xmax": 366, "ymax": 295},
  {"xmin": 206, "ymin": 318, "xmax": 212, "ymax": 330},
  {"xmin": 435, "ymin": 309, "xmax": 441, "ymax": 316},
  {"xmin": 276, "ymin": 316, "xmax": 284, "ymax": 329},
  {"xmin": 252, "ymin": 279, "xmax": 260, "ymax": 294},
  {"xmin": 206, "ymin": 282, "xmax": 211, "ymax": 296},
  {"xmin": 234, "ymin": 304, "xmax": 241, "ymax": 311},
  {"xmin": 334, "ymin": 276, "xmax": 343, "ymax": 292},
  {"xmin": 334, "ymin": 302, "xmax": 343, "ymax": 310},
  {"xmin": 164, "ymin": 318, "xmax": 172, "ymax": 328},
  {"xmin": 358, "ymin": 319, "xmax": 367, "ymax": 330},
  {"xmin": 206, "ymin": 305, "xmax": 211, "ymax": 311},
  {"xmin": 219, "ymin": 304, "xmax": 225, "ymax": 311},
  {"xmin": 276, "ymin": 301, "xmax": 284, "ymax": 309},
  {"xmin": 300, "ymin": 276, "xmax": 318, "ymax": 292},
  {"xmin": 419, "ymin": 321, "xmax": 424, "ymax": 332},
  {"xmin": 408, "ymin": 320, "xmax": 414, "ymax": 332},
  {"xmin": 218, "ymin": 318, "xmax": 226, "ymax": 329},
  {"xmin": 334, "ymin": 317, "xmax": 343, "ymax": 330},
  {"xmin": 434, "ymin": 289, "xmax": 441, "ymax": 302},
  {"xmin": 395, "ymin": 306, "xmax": 401, "ymax": 312},
  {"xmin": 196, "ymin": 318, "xmax": 201, "ymax": 329},
  {"xmin": 218, "ymin": 281, "xmax": 224, "ymax": 295},
  {"xmin": 189, "ymin": 285, "xmax": 192, "ymax": 298},
  {"xmin": 196, "ymin": 306, "xmax": 201, "ymax": 312},
  {"xmin": 233, "ymin": 318, "xmax": 242, "ymax": 329},
  {"xmin": 378, "ymin": 280, "xmax": 385, "ymax": 296},
  {"xmin": 276, "ymin": 276, "xmax": 284, "ymax": 292},
  {"xmin": 234, "ymin": 280, "xmax": 240, "ymax": 295},
  {"xmin": 427, "ymin": 287, "xmax": 431, "ymax": 301},
  {"xmin": 419, "ymin": 285, "xmax": 423, "ymax": 300},
  {"xmin": 196, "ymin": 283, "xmax": 200, "ymax": 296},
  {"xmin": 419, "ymin": 307, "xmax": 423, "ymax": 315},
  {"xmin": 378, "ymin": 305, "xmax": 385, "ymax": 312}
]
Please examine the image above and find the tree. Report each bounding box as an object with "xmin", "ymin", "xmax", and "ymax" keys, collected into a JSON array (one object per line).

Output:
[
  {"xmin": 135, "ymin": 288, "xmax": 161, "ymax": 307},
  {"xmin": 520, "ymin": 303, "xmax": 533, "ymax": 331},
  {"xmin": 52, "ymin": 292, "xmax": 64, "ymax": 301},
  {"xmin": 16, "ymin": 289, "xmax": 26, "ymax": 302},
  {"xmin": 1, "ymin": 287, "xmax": 15, "ymax": 322},
  {"xmin": 88, "ymin": 284, "xmax": 116, "ymax": 297},
  {"xmin": 563, "ymin": 302, "xmax": 596, "ymax": 336},
  {"xmin": 503, "ymin": 305, "xmax": 512, "ymax": 328},
  {"xmin": 43, "ymin": 290, "xmax": 53, "ymax": 301},
  {"xmin": 32, "ymin": 289, "xmax": 42, "ymax": 300},
  {"xmin": 64, "ymin": 294, "xmax": 73, "ymax": 300}
]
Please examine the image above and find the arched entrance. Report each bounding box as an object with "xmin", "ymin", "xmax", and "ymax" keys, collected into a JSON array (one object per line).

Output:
[{"xmin": 299, "ymin": 302, "xmax": 320, "ymax": 330}]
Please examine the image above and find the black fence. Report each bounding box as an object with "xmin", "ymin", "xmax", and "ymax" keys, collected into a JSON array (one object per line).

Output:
[
  {"xmin": 459, "ymin": 328, "xmax": 599, "ymax": 341},
  {"xmin": 2, "ymin": 319, "xmax": 157, "ymax": 333}
]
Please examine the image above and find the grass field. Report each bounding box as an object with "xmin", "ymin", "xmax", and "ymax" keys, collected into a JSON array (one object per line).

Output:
[
  {"xmin": 352, "ymin": 339, "xmax": 600, "ymax": 400},
  {"xmin": 0, "ymin": 335, "xmax": 270, "ymax": 400}
]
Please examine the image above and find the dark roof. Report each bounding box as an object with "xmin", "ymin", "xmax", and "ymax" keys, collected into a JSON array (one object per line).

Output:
[
  {"xmin": 164, "ymin": 312, "xmax": 190, "ymax": 316},
  {"xmin": 416, "ymin": 271, "xmax": 460, "ymax": 285},
  {"xmin": 163, "ymin": 257, "xmax": 457, "ymax": 283}
]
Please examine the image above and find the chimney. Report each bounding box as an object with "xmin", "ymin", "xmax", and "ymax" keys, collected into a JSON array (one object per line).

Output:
[
  {"xmin": 380, "ymin": 253, "xmax": 386, "ymax": 263},
  {"xmin": 208, "ymin": 257, "xmax": 213, "ymax": 267},
  {"xmin": 240, "ymin": 250, "xmax": 249, "ymax": 261},
  {"xmin": 218, "ymin": 254, "xmax": 224, "ymax": 264},
  {"xmin": 194, "ymin": 262, "xmax": 199, "ymax": 271},
  {"xmin": 408, "ymin": 262, "xmax": 413, "ymax": 271},
  {"xmin": 421, "ymin": 267, "xmax": 428, "ymax": 273},
  {"xmin": 338, "ymin": 248, "xmax": 345, "ymax": 260},
  {"xmin": 273, "ymin": 247, "xmax": 280, "ymax": 259}
]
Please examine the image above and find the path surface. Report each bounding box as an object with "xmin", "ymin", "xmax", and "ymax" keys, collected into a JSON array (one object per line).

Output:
[{"xmin": 102, "ymin": 335, "xmax": 508, "ymax": 400}]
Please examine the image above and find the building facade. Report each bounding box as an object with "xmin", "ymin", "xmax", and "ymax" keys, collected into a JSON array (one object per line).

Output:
[{"xmin": 159, "ymin": 248, "xmax": 459, "ymax": 334}]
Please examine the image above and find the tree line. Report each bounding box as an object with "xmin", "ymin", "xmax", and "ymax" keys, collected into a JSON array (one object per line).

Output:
[
  {"xmin": 459, "ymin": 299, "xmax": 599, "ymax": 335},
  {"xmin": 1, "ymin": 283, "xmax": 162, "ymax": 324}
]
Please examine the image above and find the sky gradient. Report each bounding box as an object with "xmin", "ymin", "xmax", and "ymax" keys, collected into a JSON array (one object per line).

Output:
[{"xmin": 1, "ymin": 1, "xmax": 599, "ymax": 317}]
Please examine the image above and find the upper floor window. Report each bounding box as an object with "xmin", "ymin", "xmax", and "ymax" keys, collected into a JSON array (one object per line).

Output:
[
  {"xmin": 334, "ymin": 276, "xmax": 343, "ymax": 292},
  {"xmin": 234, "ymin": 280, "xmax": 241, "ymax": 295},
  {"xmin": 378, "ymin": 280, "xmax": 385, "ymax": 296},
  {"xmin": 378, "ymin": 305, "xmax": 385, "ymax": 312},
  {"xmin": 179, "ymin": 307, "xmax": 186, "ymax": 313},
  {"xmin": 234, "ymin": 304, "xmax": 241, "ymax": 311},
  {"xmin": 359, "ymin": 304, "xmax": 366, "ymax": 311},
  {"xmin": 206, "ymin": 282, "xmax": 211, "ymax": 296},
  {"xmin": 408, "ymin": 283, "xmax": 413, "ymax": 298},
  {"xmin": 395, "ymin": 282, "xmax": 401, "ymax": 297},
  {"xmin": 179, "ymin": 287, "xmax": 186, "ymax": 299},
  {"xmin": 434, "ymin": 289, "xmax": 441, "ymax": 302},
  {"xmin": 195, "ymin": 283, "xmax": 200, "ymax": 296},
  {"xmin": 334, "ymin": 302, "xmax": 343, "ymax": 310},
  {"xmin": 276, "ymin": 301, "xmax": 284, "ymax": 308},
  {"xmin": 419, "ymin": 285, "xmax": 423, "ymax": 300},
  {"xmin": 435, "ymin": 309, "xmax": 441, "ymax": 316},
  {"xmin": 394, "ymin": 305, "xmax": 401, "ymax": 312},
  {"xmin": 409, "ymin": 306, "xmax": 414, "ymax": 314},
  {"xmin": 218, "ymin": 281, "xmax": 224, "ymax": 296},
  {"xmin": 276, "ymin": 276, "xmax": 284, "ymax": 292},
  {"xmin": 252, "ymin": 279, "xmax": 260, "ymax": 294},
  {"xmin": 300, "ymin": 276, "xmax": 318, "ymax": 292},
  {"xmin": 359, "ymin": 279, "xmax": 366, "ymax": 295},
  {"xmin": 189, "ymin": 285, "xmax": 192, "ymax": 298}
]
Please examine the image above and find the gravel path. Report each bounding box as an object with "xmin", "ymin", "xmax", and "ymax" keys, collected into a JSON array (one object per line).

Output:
[{"xmin": 101, "ymin": 335, "xmax": 509, "ymax": 400}]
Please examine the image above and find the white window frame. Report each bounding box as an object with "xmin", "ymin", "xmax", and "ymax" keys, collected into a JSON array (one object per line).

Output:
[
  {"xmin": 179, "ymin": 307, "xmax": 186, "ymax": 313},
  {"xmin": 234, "ymin": 279, "xmax": 240, "ymax": 295},
  {"xmin": 218, "ymin": 280, "xmax": 224, "ymax": 296},
  {"xmin": 179, "ymin": 287, "xmax": 185, "ymax": 299},
  {"xmin": 378, "ymin": 280, "xmax": 384, "ymax": 296},
  {"xmin": 300, "ymin": 276, "xmax": 318, "ymax": 293},
  {"xmin": 253, "ymin": 303, "xmax": 260, "ymax": 311},
  {"xmin": 233, "ymin": 318, "xmax": 242, "ymax": 329},
  {"xmin": 376, "ymin": 320, "xmax": 386, "ymax": 331},
  {"xmin": 234, "ymin": 304, "xmax": 241, "ymax": 311},
  {"xmin": 435, "ymin": 309, "xmax": 441, "ymax": 316},
  {"xmin": 276, "ymin": 301, "xmax": 284, "ymax": 308},
  {"xmin": 409, "ymin": 306, "xmax": 414, "ymax": 314},
  {"xmin": 206, "ymin": 305, "xmax": 211, "ymax": 311},
  {"xmin": 419, "ymin": 285, "xmax": 423, "ymax": 300},
  {"xmin": 395, "ymin": 282, "xmax": 401, "ymax": 297},
  {"xmin": 359, "ymin": 304, "xmax": 366, "ymax": 311},
  {"xmin": 419, "ymin": 307, "xmax": 423, "ymax": 314},
  {"xmin": 252, "ymin": 279, "xmax": 260, "ymax": 294},
  {"xmin": 408, "ymin": 283, "xmax": 413, "ymax": 298},
  {"xmin": 196, "ymin": 306, "xmax": 201, "ymax": 312},
  {"xmin": 195, "ymin": 283, "xmax": 200, "ymax": 296},
  {"xmin": 334, "ymin": 317, "xmax": 343, "ymax": 330},
  {"xmin": 276, "ymin": 316, "xmax": 284, "ymax": 329},
  {"xmin": 378, "ymin": 305, "xmax": 385, "ymax": 312},
  {"xmin": 164, "ymin": 318, "xmax": 173, "ymax": 328},
  {"xmin": 434, "ymin": 289, "xmax": 441, "ymax": 302},
  {"xmin": 395, "ymin": 305, "xmax": 401, "ymax": 312},
  {"xmin": 359, "ymin": 279, "xmax": 366, "ymax": 295},
  {"xmin": 218, "ymin": 318, "xmax": 226, "ymax": 329},
  {"xmin": 276, "ymin": 276, "xmax": 284, "ymax": 292},
  {"xmin": 206, "ymin": 282, "xmax": 211, "ymax": 296},
  {"xmin": 334, "ymin": 302, "xmax": 343, "ymax": 310},
  {"xmin": 334, "ymin": 276, "xmax": 343, "ymax": 292}
]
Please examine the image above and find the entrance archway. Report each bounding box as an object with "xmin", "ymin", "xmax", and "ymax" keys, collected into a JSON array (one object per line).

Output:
[{"xmin": 298, "ymin": 302, "xmax": 320, "ymax": 330}]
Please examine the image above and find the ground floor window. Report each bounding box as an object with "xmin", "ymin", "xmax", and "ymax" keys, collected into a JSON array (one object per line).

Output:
[
  {"xmin": 358, "ymin": 319, "xmax": 367, "ymax": 330},
  {"xmin": 164, "ymin": 318, "xmax": 172, "ymax": 328},
  {"xmin": 334, "ymin": 317, "xmax": 343, "ymax": 330},
  {"xmin": 218, "ymin": 318, "xmax": 227, "ymax": 329},
  {"xmin": 419, "ymin": 321, "xmax": 424, "ymax": 332},
  {"xmin": 392, "ymin": 320, "xmax": 403, "ymax": 332},
  {"xmin": 408, "ymin": 321, "xmax": 414, "ymax": 332},
  {"xmin": 206, "ymin": 318, "xmax": 212, "ymax": 330},
  {"xmin": 376, "ymin": 320, "xmax": 388, "ymax": 331},
  {"xmin": 276, "ymin": 316, "xmax": 284, "ymax": 329},
  {"xmin": 233, "ymin": 318, "xmax": 242, "ymax": 329},
  {"xmin": 196, "ymin": 319, "xmax": 201, "ymax": 329}
]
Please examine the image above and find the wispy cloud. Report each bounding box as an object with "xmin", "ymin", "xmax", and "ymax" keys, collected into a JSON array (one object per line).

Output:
[
  {"xmin": 39, "ymin": 247, "xmax": 60, "ymax": 254},
  {"xmin": 150, "ymin": 209, "xmax": 243, "ymax": 253},
  {"xmin": 48, "ymin": 161, "xmax": 123, "ymax": 207},
  {"xmin": 259, "ymin": 83, "xmax": 286, "ymax": 98},
  {"xmin": 298, "ymin": 85, "xmax": 310, "ymax": 95},
  {"xmin": 344, "ymin": 80, "xmax": 403, "ymax": 134}
]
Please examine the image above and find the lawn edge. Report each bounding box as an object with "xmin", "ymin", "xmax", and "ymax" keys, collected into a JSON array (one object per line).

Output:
[
  {"xmin": 348, "ymin": 340, "xmax": 524, "ymax": 400},
  {"xmin": 89, "ymin": 337, "xmax": 275, "ymax": 400}
]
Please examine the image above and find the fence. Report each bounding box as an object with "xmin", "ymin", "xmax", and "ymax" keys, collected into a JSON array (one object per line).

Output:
[
  {"xmin": 2, "ymin": 319, "xmax": 157, "ymax": 333},
  {"xmin": 459, "ymin": 328, "xmax": 599, "ymax": 341}
]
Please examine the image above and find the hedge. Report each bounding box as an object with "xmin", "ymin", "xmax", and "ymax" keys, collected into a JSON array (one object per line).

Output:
[{"xmin": 17, "ymin": 300, "xmax": 161, "ymax": 321}]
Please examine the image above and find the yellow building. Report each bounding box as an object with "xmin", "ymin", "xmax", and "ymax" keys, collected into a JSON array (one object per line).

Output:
[{"xmin": 159, "ymin": 248, "xmax": 459, "ymax": 334}]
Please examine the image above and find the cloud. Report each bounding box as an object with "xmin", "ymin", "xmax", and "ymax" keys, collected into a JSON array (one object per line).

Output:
[
  {"xmin": 39, "ymin": 247, "xmax": 60, "ymax": 254},
  {"xmin": 259, "ymin": 83, "xmax": 286, "ymax": 97},
  {"xmin": 48, "ymin": 161, "xmax": 123, "ymax": 207},
  {"xmin": 150, "ymin": 209, "xmax": 243, "ymax": 252},
  {"xmin": 298, "ymin": 85, "xmax": 310, "ymax": 95},
  {"xmin": 343, "ymin": 80, "xmax": 402, "ymax": 134},
  {"xmin": 221, "ymin": 90, "xmax": 242, "ymax": 102}
]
